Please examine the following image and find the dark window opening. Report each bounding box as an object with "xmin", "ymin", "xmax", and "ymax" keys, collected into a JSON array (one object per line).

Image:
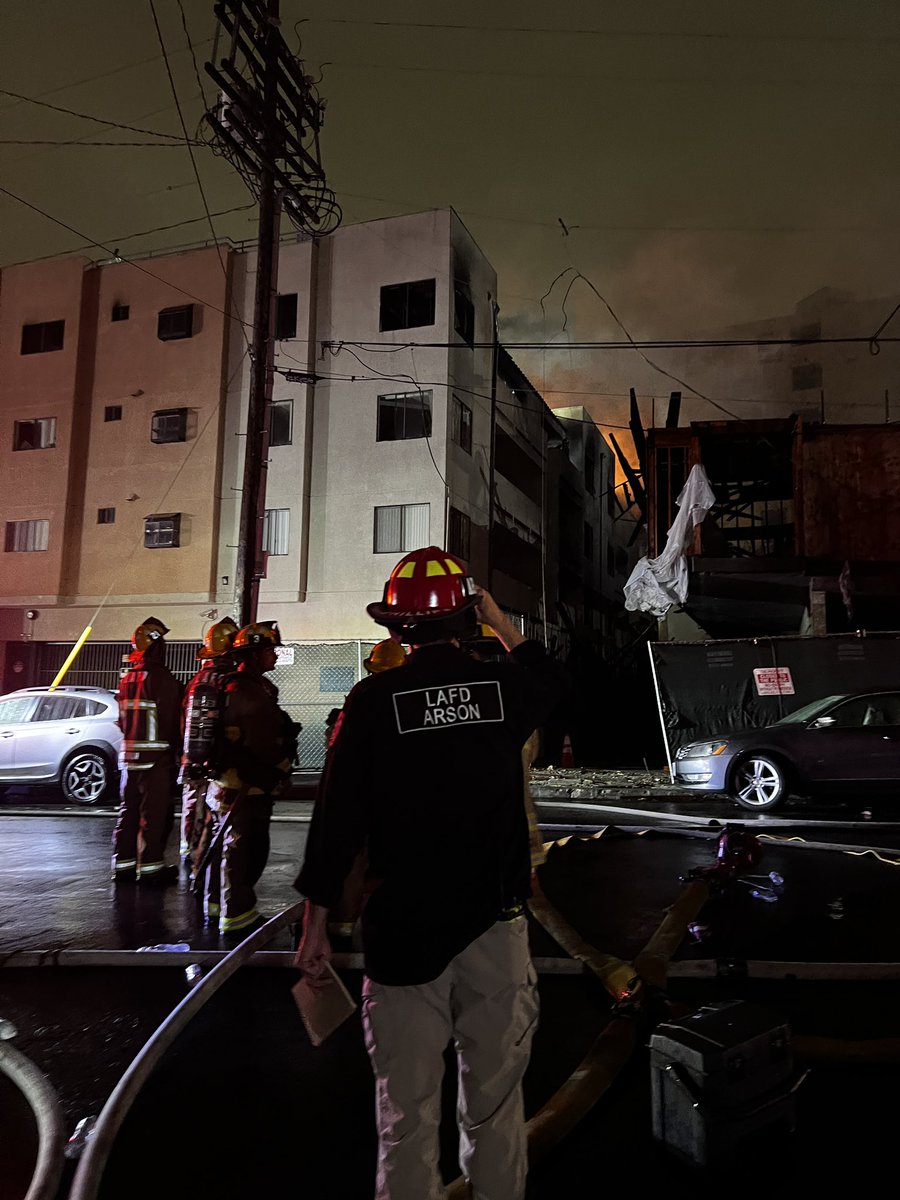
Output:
[
  {"xmin": 379, "ymin": 279, "xmax": 436, "ymax": 332},
  {"xmin": 607, "ymin": 543, "xmax": 615, "ymax": 574},
  {"xmin": 451, "ymin": 395, "xmax": 473, "ymax": 454},
  {"xmin": 275, "ymin": 293, "xmax": 298, "ymax": 340},
  {"xmin": 21, "ymin": 320, "xmax": 65, "ymax": 355},
  {"xmin": 144, "ymin": 513, "xmax": 181, "ymax": 548},
  {"xmin": 104, "ymin": 405, "xmax": 123, "ymax": 422},
  {"xmin": 111, "ymin": 303, "xmax": 130, "ymax": 322},
  {"xmin": 448, "ymin": 506, "xmax": 471, "ymax": 562},
  {"xmin": 583, "ymin": 521, "xmax": 593, "ymax": 560},
  {"xmin": 453, "ymin": 284, "xmax": 475, "ymax": 346},
  {"xmin": 377, "ymin": 392, "xmax": 432, "ymax": 441},
  {"xmin": 157, "ymin": 305, "xmax": 194, "ymax": 341},
  {"xmin": 792, "ymin": 363, "xmax": 823, "ymax": 391},
  {"xmin": 268, "ymin": 399, "xmax": 293, "ymax": 447},
  {"xmin": 151, "ymin": 408, "xmax": 188, "ymax": 444},
  {"xmin": 97, "ymin": 507, "xmax": 116, "ymax": 525},
  {"xmin": 585, "ymin": 446, "xmax": 596, "ymax": 495},
  {"xmin": 13, "ymin": 417, "xmax": 56, "ymax": 451}
]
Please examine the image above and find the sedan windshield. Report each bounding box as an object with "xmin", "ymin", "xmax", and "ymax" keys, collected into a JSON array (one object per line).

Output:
[{"xmin": 774, "ymin": 695, "xmax": 846, "ymax": 725}]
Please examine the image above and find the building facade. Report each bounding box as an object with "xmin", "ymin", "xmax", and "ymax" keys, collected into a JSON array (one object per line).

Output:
[{"xmin": 0, "ymin": 210, "xmax": 620, "ymax": 694}]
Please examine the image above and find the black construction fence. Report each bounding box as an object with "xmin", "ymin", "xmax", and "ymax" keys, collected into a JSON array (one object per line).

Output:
[{"xmin": 649, "ymin": 631, "xmax": 900, "ymax": 762}]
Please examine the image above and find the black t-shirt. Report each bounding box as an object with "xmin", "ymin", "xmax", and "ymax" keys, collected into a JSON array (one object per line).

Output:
[{"xmin": 296, "ymin": 640, "xmax": 568, "ymax": 984}]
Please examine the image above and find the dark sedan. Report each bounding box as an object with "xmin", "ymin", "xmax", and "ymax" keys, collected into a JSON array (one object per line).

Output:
[{"xmin": 673, "ymin": 690, "xmax": 900, "ymax": 811}]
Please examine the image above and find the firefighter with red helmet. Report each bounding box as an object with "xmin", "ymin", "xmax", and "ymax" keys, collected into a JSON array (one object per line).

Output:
[
  {"xmin": 112, "ymin": 617, "xmax": 184, "ymax": 884},
  {"xmin": 201, "ymin": 620, "xmax": 298, "ymax": 935},
  {"xmin": 179, "ymin": 617, "xmax": 239, "ymax": 877},
  {"xmin": 295, "ymin": 547, "xmax": 568, "ymax": 1200}
]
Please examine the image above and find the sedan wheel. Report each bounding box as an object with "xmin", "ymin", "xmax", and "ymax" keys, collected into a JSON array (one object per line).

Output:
[
  {"xmin": 61, "ymin": 751, "xmax": 110, "ymax": 805},
  {"xmin": 732, "ymin": 755, "xmax": 787, "ymax": 811}
]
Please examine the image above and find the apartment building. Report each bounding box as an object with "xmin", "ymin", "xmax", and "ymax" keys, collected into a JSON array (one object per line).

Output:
[{"xmin": 0, "ymin": 210, "xmax": 619, "ymax": 695}]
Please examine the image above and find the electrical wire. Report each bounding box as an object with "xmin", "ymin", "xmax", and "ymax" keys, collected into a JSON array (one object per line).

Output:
[
  {"xmin": 328, "ymin": 335, "xmax": 900, "ymax": 351},
  {"xmin": 0, "ymin": 138, "xmax": 201, "ymax": 147},
  {"xmin": 147, "ymin": 0, "xmax": 251, "ymax": 351},
  {"xmin": 0, "ymin": 182, "xmax": 253, "ymax": 337},
  {"xmin": 175, "ymin": 0, "xmax": 210, "ymax": 108},
  {"xmin": 1, "ymin": 203, "xmax": 256, "ymax": 267},
  {"xmin": 312, "ymin": 17, "xmax": 900, "ymax": 46},
  {"xmin": 0, "ymin": 87, "xmax": 187, "ymax": 140}
]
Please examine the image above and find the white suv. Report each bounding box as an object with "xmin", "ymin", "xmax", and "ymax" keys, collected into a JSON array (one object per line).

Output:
[{"xmin": 0, "ymin": 687, "xmax": 122, "ymax": 804}]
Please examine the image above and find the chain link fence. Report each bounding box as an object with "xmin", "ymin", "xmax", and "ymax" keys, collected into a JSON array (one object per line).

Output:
[{"xmin": 35, "ymin": 639, "xmax": 378, "ymax": 771}]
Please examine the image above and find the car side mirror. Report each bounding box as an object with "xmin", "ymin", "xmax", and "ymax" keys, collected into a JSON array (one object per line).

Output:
[{"xmin": 811, "ymin": 716, "xmax": 836, "ymax": 729}]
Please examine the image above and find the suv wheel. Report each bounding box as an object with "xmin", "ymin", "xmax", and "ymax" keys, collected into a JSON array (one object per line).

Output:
[{"xmin": 61, "ymin": 750, "xmax": 111, "ymax": 805}]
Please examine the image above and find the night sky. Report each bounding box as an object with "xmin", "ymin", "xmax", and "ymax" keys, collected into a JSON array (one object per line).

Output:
[{"xmin": 2, "ymin": 1, "xmax": 899, "ymax": 436}]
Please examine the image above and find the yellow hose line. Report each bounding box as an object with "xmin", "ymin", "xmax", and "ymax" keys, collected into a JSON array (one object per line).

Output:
[
  {"xmin": 444, "ymin": 1019, "xmax": 638, "ymax": 1200},
  {"xmin": 632, "ymin": 879, "xmax": 710, "ymax": 990},
  {"xmin": 48, "ymin": 624, "xmax": 93, "ymax": 691},
  {"xmin": 528, "ymin": 879, "xmax": 636, "ymax": 1001}
]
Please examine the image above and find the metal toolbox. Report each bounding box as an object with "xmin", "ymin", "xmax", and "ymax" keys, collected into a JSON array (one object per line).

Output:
[{"xmin": 649, "ymin": 1000, "xmax": 800, "ymax": 1166}]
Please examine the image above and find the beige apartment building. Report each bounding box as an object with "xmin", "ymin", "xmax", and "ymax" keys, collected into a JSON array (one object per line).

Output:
[
  {"xmin": 0, "ymin": 246, "xmax": 232, "ymax": 687},
  {"xmin": 0, "ymin": 211, "xmax": 622, "ymax": 713}
]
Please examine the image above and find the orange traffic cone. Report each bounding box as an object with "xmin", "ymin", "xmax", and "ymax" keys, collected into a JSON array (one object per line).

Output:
[{"xmin": 560, "ymin": 734, "xmax": 574, "ymax": 768}]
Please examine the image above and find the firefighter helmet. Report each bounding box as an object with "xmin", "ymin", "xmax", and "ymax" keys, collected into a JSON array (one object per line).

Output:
[
  {"xmin": 366, "ymin": 547, "xmax": 479, "ymax": 627},
  {"xmin": 197, "ymin": 617, "xmax": 239, "ymax": 661},
  {"xmin": 363, "ymin": 638, "xmax": 407, "ymax": 674},
  {"xmin": 132, "ymin": 616, "xmax": 170, "ymax": 653},
  {"xmin": 233, "ymin": 620, "xmax": 283, "ymax": 650}
]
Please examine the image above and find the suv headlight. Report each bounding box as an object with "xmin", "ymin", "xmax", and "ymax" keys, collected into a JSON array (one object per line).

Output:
[{"xmin": 679, "ymin": 740, "xmax": 729, "ymax": 759}]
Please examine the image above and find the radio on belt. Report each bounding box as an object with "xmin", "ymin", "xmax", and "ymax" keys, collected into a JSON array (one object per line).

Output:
[{"xmin": 650, "ymin": 1000, "xmax": 804, "ymax": 1166}]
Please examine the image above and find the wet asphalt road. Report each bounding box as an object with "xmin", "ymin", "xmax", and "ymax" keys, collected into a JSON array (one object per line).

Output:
[{"xmin": 4, "ymin": 779, "xmax": 900, "ymax": 1198}]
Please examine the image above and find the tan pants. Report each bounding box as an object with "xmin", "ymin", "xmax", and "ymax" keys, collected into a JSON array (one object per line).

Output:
[{"xmin": 361, "ymin": 918, "xmax": 538, "ymax": 1200}]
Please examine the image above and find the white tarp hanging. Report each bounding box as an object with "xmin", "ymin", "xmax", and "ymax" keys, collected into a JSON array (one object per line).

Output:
[{"xmin": 623, "ymin": 463, "xmax": 716, "ymax": 617}]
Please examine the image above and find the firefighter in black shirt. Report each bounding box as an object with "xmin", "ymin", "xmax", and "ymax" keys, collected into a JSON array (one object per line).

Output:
[{"xmin": 295, "ymin": 547, "xmax": 568, "ymax": 1200}]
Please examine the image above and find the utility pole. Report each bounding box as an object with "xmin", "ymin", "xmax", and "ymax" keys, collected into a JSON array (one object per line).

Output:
[
  {"xmin": 486, "ymin": 297, "xmax": 499, "ymax": 592},
  {"xmin": 204, "ymin": 0, "xmax": 340, "ymax": 626}
]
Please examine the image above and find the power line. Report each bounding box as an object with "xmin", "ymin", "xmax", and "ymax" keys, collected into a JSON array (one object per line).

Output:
[
  {"xmin": 0, "ymin": 86, "xmax": 186, "ymax": 140},
  {"xmin": 146, "ymin": 0, "xmax": 249, "ymax": 350},
  {"xmin": 314, "ymin": 17, "xmax": 900, "ymax": 46},
  {"xmin": 174, "ymin": 0, "xmax": 210, "ymax": 108},
  {"xmin": 0, "ymin": 138, "xmax": 201, "ymax": 147},
  {"xmin": 0, "ymin": 182, "xmax": 253, "ymax": 335},
  {"xmin": 327, "ymin": 336, "xmax": 900, "ymax": 351}
]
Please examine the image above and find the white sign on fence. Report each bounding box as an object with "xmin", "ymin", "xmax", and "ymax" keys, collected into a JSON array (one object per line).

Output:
[
  {"xmin": 275, "ymin": 646, "xmax": 295, "ymax": 666},
  {"xmin": 753, "ymin": 667, "xmax": 795, "ymax": 696}
]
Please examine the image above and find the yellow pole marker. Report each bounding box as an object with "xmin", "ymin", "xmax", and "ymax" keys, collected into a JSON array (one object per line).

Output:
[{"xmin": 48, "ymin": 625, "xmax": 93, "ymax": 691}]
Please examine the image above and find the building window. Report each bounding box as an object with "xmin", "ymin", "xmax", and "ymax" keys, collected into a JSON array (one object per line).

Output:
[
  {"xmin": 13, "ymin": 417, "xmax": 56, "ymax": 451},
  {"xmin": 144, "ymin": 513, "xmax": 181, "ymax": 548},
  {"xmin": 448, "ymin": 506, "xmax": 471, "ymax": 562},
  {"xmin": 376, "ymin": 392, "xmax": 432, "ymax": 441},
  {"xmin": 268, "ymin": 399, "xmax": 293, "ymax": 447},
  {"xmin": 607, "ymin": 481, "xmax": 617, "ymax": 517},
  {"xmin": 374, "ymin": 503, "xmax": 430, "ymax": 553},
  {"xmin": 97, "ymin": 507, "xmax": 116, "ymax": 525},
  {"xmin": 379, "ymin": 279, "xmax": 436, "ymax": 332},
  {"xmin": 157, "ymin": 304, "xmax": 194, "ymax": 341},
  {"xmin": 5, "ymin": 519, "xmax": 49, "ymax": 552},
  {"xmin": 275, "ymin": 293, "xmax": 298, "ymax": 340},
  {"xmin": 451, "ymin": 395, "xmax": 473, "ymax": 455},
  {"xmin": 21, "ymin": 320, "xmax": 64, "ymax": 355},
  {"xmin": 583, "ymin": 521, "xmax": 594, "ymax": 560},
  {"xmin": 104, "ymin": 405, "xmax": 123, "ymax": 422},
  {"xmin": 792, "ymin": 363, "xmax": 823, "ymax": 391},
  {"xmin": 453, "ymin": 284, "xmax": 475, "ymax": 346},
  {"xmin": 585, "ymin": 445, "xmax": 596, "ymax": 495},
  {"xmin": 263, "ymin": 508, "xmax": 290, "ymax": 556},
  {"xmin": 111, "ymin": 303, "xmax": 130, "ymax": 322},
  {"xmin": 607, "ymin": 543, "xmax": 615, "ymax": 575},
  {"xmin": 151, "ymin": 408, "xmax": 188, "ymax": 444}
]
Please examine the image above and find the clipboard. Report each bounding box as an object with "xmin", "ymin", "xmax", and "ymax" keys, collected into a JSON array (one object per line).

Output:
[{"xmin": 291, "ymin": 962, "xmax": 358, "ymax": 1046}]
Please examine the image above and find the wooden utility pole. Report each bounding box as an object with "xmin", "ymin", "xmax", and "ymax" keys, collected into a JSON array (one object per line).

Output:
[{"xmin": 205, "ymin": 0, "xmax": 340, "ymax": 625}]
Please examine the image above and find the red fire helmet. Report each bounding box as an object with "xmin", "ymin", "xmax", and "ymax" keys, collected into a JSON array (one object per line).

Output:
[{"xmin": 366, "ymin": 546, "xmax": 479, "ymax": 626}]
